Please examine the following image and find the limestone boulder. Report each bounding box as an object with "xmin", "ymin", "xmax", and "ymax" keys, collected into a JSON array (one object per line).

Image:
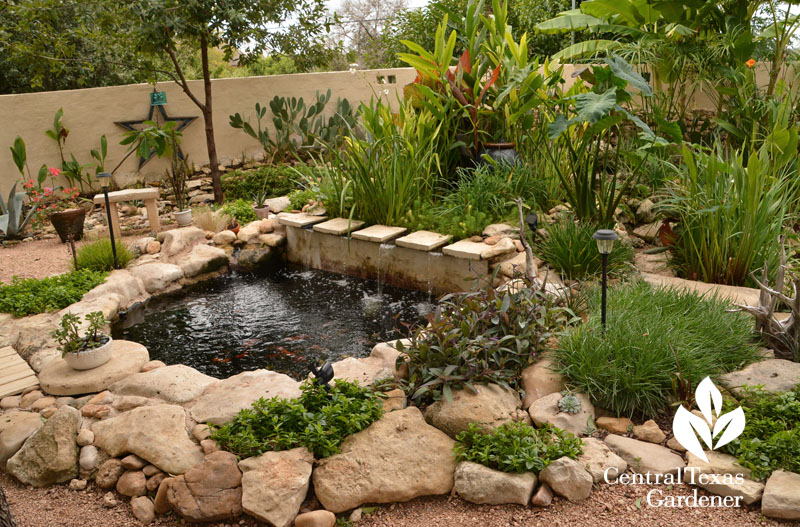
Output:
[
  {"xmin": 332, "ymin": 342, "xmax": 402, "ymax": 387},
  {"xmin": 79, "ymin": 269, "xmax": 147, "ymax": 310},
  {"xmin": 131, "ymin": 496, "xmax": 155, "ymax": 525},
  {"xmin": 212, "ymin": 230, "xmax": 237, "ymax": 246},
  {"xmin": 161, "ymin": 227, "xmax": 206, "ymax": 257},
  {"xmin": 92, "ymin": 404, "xmax": 204, "ymax": 475},
  {"xmin": 483, "ymin": 223, "xmax": 519, "ymax": 237},
  {"xmin": 188, "ymin": 369, "xmax": 301, "ymax": 425},
  {"xmin": 237, "ymin": 247, "xmax": 275, "ymax": 271},
  {"xmin": 577, "ymin": 438, "xmax": 627, "ymax": 483},
  {"xmin": 96, "ymin": 458, "xmax": 125, "ymax": 489},
  {"xmin": 180, "ymin": 244, "xmax": 229, "ymax": 278},
  {"xmin": 237, "ymin": 221, "xmax": 263, "ymax": 243},
  {"xmin": 481, "ymin": 237, "xmax": 516, "ymax": 259},
  {"xmin": 719, "ymin": 359, "xmax": 800, "ymax": 397},
  {"xmin": 167, "ymin": 451, "xmax": 243, "ymax": 522},
  {"xmin": 454, "ymin": 461, "xmax": 536, "ymax": 506},
  {"xmin": 531, "ymin": 482, "xmax": 554, "ymax": 507},
  {"xmin": 258, "ymin": 233, "xmax": 286, "ymax": 247},
  {"xmin": 762, "ymin": 470, "xmax": 800, "ymax": 520},
  {"xmin": 633, "ymin": 419, "xmax": 666, "ymax": 444},
  {"xmin": 239, "ymin": 447, "xmax": 313, "ymax": 527},
  {"xmin": 539, "ymin": 457, "xmax": 593, "ymax": 502},
  {"xmin": 521, "ymin": 354, "xmax": 566, "ymax": 408},
  {"xmin": 685, "ymin": 451, "xmax": 764, "ymax": 505},
  {"xmin": 295, "ymin": 511, "xmax": 336, "ymax": 527},
  {"xmin": 313, "ymin": 407, "xmax": 456, "ymax": 513},
  {"xmin": 0, "ymin": 411, "xmax": 43, "ymax": 468},
  {"xmin": 529, "ymin": 392, "xmax": 594, "ymax": 436},
  {"xmin": 6, "ymin": 406, "xmax": 81, "ymax": 487},
  {"xmin": 117, "ymin": 470, "xmax": 146, "ymax": 497},
  {"xmin": 604, "ymin": 435, "xmax": 685, "ymax": 475},
  {"xmin": 108, "ymin": 364, "xmax": 218, "ymax": 405},
  {"xmin": 13, "ymin": 313, "xmax": 59, "ymax": 366},
  {"xmin": 424, "ymin": 383, "xmax": 529, "ymax": 438},
  {"xmin": 38, "ymin": 340, "xmax": 149, "ymax": 396},
  {"xmin": 129, "ymin": 263, "xmax": 184, "ymax": 294},
  {"xmin": 596, "ymin": 417, "xmax": 633, "ymax": 435}
]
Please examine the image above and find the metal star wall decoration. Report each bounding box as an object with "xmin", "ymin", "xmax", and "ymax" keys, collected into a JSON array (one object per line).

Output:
[{"xmin": 115, "ymin": 100, "xmax": 198, "ymax": 169}]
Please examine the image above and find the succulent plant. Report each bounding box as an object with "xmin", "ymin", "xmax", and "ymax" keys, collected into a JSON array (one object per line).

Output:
[
  {"xmin": 558, "ymin": 393, "xmax": 582, "ymax": 415},
  {"xmin": 0, "ymin": 182, "xmax": 38, "ymax": 240}
]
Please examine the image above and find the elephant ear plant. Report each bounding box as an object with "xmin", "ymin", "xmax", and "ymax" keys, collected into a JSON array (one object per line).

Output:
[{"xmin": 52, "ymin": 311, "xmax": 108, "ymax": 357}]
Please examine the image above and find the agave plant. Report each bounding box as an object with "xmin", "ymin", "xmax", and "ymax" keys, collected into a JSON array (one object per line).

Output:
[{"xmin": 0, "ymin": 183, "xmax": 38, "ymax": 240}]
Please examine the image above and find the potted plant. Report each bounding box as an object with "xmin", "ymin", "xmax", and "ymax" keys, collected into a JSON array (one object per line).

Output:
[
  {"xmin": 52, "ymin": 311, "xmax": 113, "ymax": 370},
  {"xmin": 31, "ymin": 168, "xmax": 90, "ymax": 243},
  {"xmin": 252, "ymin": 184, "xmax": 270, "ymax": 219}
]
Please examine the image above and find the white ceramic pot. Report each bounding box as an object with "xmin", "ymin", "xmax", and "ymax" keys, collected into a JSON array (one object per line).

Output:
[
  {"xmin": 175, "ymin": 209, "xmax": 193, "ymax": 227},
  {"xmin": 64, "ymin": 336, "xmax": 114, "ymax": 370}
]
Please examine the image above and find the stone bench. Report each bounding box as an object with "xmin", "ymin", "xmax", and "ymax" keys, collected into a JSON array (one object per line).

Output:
[{"xmin": 93, "ymin": 188, "xmax": 161, "ymax": 240}]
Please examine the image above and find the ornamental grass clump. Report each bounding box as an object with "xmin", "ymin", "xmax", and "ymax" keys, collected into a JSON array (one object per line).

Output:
[
  {"xmin": 74, "ymin": 239, "xmax": 134, "ymax": 271},
  {"xmin": 211, "ymin": 379, "xmax": 383, "ymax": 459},
  {"xmin": 397, "ymin": 275, "xmax": 573, "ymax": 404},
  {"xmin": 556, "ymin": 281, "xmax": 760, "ymax": 418},
  {"xmin": 536, "ymin": 218, "xmax": 633, "ymax": 280},
  {"xmin": 455, "ymin": 422, "xmax": 583, "ymax": 474}
]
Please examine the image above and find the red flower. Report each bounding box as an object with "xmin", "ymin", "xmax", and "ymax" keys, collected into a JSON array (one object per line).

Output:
[{"xmin": 48, "ymin": 167, "xmax": 61, "ymax": 177}]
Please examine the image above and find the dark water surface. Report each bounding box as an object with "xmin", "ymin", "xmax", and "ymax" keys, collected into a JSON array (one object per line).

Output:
[{"xmin": 112, "ymin": 266, "xmax": 434, "ymax": 379}]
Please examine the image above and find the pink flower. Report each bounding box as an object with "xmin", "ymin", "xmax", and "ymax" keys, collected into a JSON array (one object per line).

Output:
[{"xmin": 48, "ymin": 167, "xmax": 60, "ymax": 177}]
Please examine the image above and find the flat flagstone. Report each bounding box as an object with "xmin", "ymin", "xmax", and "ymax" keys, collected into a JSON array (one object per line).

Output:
[
  {"xmin": 442, "ymin": 240, "xmax": 488, "ymax": 261},
  {"xmin": 312, "ymin": 218, "xmax": 366, "ymax": 236},
  {"xmin": 277, "ymin": 213, "xmax": 328, "ymax": 228},
  {"xmin": 395, "ymin": 231, "xmax": 452, "ymax": 251},
  {"xmin": 351, "ymin": 225, "xmax": 407, "ymax": 243},
  {"xmin": 719, "ymin": 359, "xmax": 800, "ymax": 396},
  {"xmin": 39, "ymin": 341, "xmax": 149, "ymax": 396}
]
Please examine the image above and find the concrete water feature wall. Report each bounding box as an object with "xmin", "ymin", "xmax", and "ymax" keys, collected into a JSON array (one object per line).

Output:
[{"xmin": 280, "ymin": 214, "xmax": 494, "ymax": 295}]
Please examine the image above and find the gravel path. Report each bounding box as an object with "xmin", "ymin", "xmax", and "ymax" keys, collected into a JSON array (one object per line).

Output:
[{"xmin": 2, "ymin": 473, "xmax": 795, "ymax": 527}]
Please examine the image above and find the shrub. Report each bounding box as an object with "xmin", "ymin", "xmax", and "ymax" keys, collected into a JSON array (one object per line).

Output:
[
  {"xmin": 222, "ymin": 199, "xmax": 257, "ymax": 225},
  {"xmin": 454, "ymin": 422, "xmax": 583, "ymax": 474},
  {"xmin": 397, "ymin": 275, "xmax": 572, "ymax": 404},
  {"xmin": 74, "ymin": 239, "xmax": 134, "ymax": 272},
  {"xmin": 536, "ymin": 219, "xmax": 633, "ymax": 280},
  {"xmin": 192, "ymin": 205, "xmax": 232, "ymax": 233},
  {"xmin": 0, "ymin": 270, "xmax": 107, "ymax": 317},
  {"xmin": 222, "ymin": 165, "xmax": 308, "ymax": 202},
  {"xmin": 723, "ymin": 387, "xmax": 800, "ymax": 481},
  {"xmin": 659, "ymin": 143, "xmax": 791, "ymax": 286},
  {"xmin": 556, "ymin": 281, "xmax": 760, "ymax": 418},
  {"xmin": 210, "ymin": 379, "xmax": 384, "ymax": 459}
]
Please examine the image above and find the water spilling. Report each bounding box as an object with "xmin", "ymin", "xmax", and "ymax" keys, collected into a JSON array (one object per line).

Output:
[{"xmin": 112, "ymin": 266, "xmax": 434, "ymax": 379}]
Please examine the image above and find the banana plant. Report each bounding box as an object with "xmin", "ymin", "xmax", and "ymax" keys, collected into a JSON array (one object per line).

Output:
[{"xmin": 0, "ymin": 183, "xmax": 38, "ymax": 240}]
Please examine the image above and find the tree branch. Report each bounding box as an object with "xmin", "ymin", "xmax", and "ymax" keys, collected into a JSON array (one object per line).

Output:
[{"xmin": 164, "ymin": 42, "xmax": 205, "ymax": 111}]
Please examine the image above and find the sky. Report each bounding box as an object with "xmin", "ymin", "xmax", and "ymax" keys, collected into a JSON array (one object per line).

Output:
[{"xmin": 325, "ymin": 0, "xmax": 431, "ymax": 10}]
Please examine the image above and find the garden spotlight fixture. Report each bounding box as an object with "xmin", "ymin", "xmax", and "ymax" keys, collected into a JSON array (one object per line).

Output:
[
  {"xmin": 525, "ymin": 212, "xmax": 538, "ymax": 244},
  {"xmin": 592, "ymin": 229, "xmax": 619, "ymax": 329},
  {"xmin": 310, "ymin": 362, "xmax": 334, "ymax": 389},
  {"xmin": 97, "ymin": 172, "xmax": 119, "ymax": 270}
]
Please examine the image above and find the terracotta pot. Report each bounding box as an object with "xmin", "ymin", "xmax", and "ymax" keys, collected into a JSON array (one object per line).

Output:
[
  {"xmin": 63, "ymin": 335, "xmax": 113, "ymax": 370},
  {"xmin": 49, "ymin": 208, "xmax": 86, "ymax": 243},
  {"xmin": 254, "ymin": 206, "xmax": 270, "ymax": 220}
]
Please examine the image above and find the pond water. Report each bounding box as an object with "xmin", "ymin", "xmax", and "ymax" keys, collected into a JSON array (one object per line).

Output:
[{"xmin": 111, "ymin": 266, "xmax": 434, "ymax": 379}]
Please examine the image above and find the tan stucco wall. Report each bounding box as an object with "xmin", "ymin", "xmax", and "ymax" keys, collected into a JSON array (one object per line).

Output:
[{"xmin": 0, "ymin": 68, "xmax": 417, "ymax": 196}]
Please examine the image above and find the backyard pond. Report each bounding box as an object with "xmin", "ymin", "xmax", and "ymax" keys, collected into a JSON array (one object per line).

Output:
[{"xmin": 112, "ymin": 265, "xmax": 434, "ymax": 379}]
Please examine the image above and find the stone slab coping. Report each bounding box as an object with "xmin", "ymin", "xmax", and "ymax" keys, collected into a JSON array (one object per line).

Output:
[
  {"xmin": 351, "ymin": 225, "xmax": 407, "ymax": 243},
  {"xmin": 277, "ymin": 212, "xmax": 328, "ymax": 228},
  {"xmin": 92, "ymin": 188, "xmax": 159, "ymax": 204},
  {"xmin": 640, "ymin": 272, "xmax": 760, "ymax": 307},
  {"xmin": 442, "ymin": 239, "xmax": 489, "ymax": 261},
  {"xmin": 395, "ymin": 230, "xmax": 452, "ymax": 252},
  {"xmin": 313, "ymin": 218, "xmax": 366, "ymax": 236}
]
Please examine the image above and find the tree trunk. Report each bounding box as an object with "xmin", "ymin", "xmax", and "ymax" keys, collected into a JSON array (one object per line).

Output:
[
  {"xmin": 200, "ymin": 37, "xmax": 224, "ymax": 204},
  {"xmin": 0, "ymin": 482, "xmax": 16, "ymax": 527}
]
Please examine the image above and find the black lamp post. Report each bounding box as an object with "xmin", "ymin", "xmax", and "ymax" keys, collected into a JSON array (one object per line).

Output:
[
  {"xmin": 592, "ymin": 229, "xmax": 619, "ymax": 329},
  {"xmin": 97, "ymin": 172, "xmax": 119, "ymax": 270}
]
